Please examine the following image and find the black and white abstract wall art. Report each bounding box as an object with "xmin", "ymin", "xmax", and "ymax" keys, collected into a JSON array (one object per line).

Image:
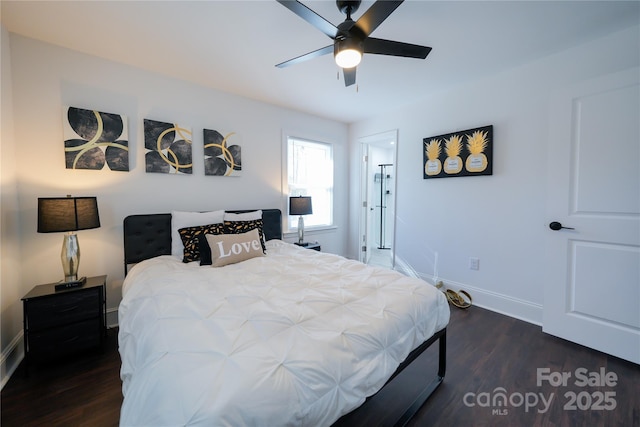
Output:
[
  {"xmin": 144, "ymin": 119, "xmax": 193, "ymax": 174},
  {"xmin": 63, "ymin": 106, "xmax": 129, "ymax": 171},
  {"xmin": 203, "ymin": 129, "xmax": 242, "ymax": 177}
]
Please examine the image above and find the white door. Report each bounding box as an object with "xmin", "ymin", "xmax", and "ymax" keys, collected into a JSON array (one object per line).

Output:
[
  {"xmin": 544, "ymin": 68, "xmax": 640, "ymax": 364},
  {"xmin": 359, "ymin": 143, "xmax": 370, "ymax": 263}
]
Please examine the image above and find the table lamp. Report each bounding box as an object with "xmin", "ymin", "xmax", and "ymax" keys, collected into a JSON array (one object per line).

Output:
[
  {"xmin": 37, "ymin": 195, "xmax": 100, "ymax": 288},
  {"xmin": 289, "ymin": 196, "xmax": 312, "ymax": 245}
]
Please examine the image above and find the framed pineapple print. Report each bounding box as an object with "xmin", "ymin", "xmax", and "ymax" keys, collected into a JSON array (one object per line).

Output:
[{"xmin": 423, "ymin": 125, "xmax": 493, "ymax": 179}]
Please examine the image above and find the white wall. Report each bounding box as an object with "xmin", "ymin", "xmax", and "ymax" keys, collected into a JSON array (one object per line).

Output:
[
  {"xmin": 1, "ymin": 34, "xmax": 349, "ymax": 380},
  {"xmin": 0, "ymin": 24, "xmax": 23, "ymax": 388},
  {"xmin": 348, "ymin": 25, "xmax": 640, "ymax": 324}
]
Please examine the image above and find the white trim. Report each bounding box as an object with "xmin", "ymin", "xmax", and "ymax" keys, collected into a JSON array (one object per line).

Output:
[
  {"xmin": 107, "ymin": 307, "xmax": 119, "ymax": 329},
  {"xmin": 393, "ymin": 255, "xmax": 422, "ymax": 279},
  {"xmin": 0, "ymin": 331, "xmax": 24, "ymax": 390},
  {"xmin": 282, "ymin": 225, "xmax": 337, "ymax": 237},
  {"xmin": 393, "ymin": 256, "xmax": 543, "ymax": 326},
  {"xmin": 281, "ymin": 131, "xmax": 335, "ymax": 231},
  {"xmin": 452, "ymin": 280, "xmax": 542, "ymax": 326},
  {"xmin": 423, "ymin": 274, "xmax": 542, "ymax": 326},
  {"xmin": 357, "ymin": 130, "xmax": 399, "ymax": 266},
  {"xmin": 0, "ymin": 308, "xmax": 120, "ymax": 390}
]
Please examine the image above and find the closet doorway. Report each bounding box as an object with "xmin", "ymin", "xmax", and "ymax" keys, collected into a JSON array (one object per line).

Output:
[{"xmin": 358, "ymin": 130, "xmax": 398, "ymax": 269}]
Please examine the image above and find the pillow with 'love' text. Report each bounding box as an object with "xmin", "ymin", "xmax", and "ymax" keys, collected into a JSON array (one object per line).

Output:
[{"xmin": 205, "ymin": 228, "xmax": 264, "ymax": 267}]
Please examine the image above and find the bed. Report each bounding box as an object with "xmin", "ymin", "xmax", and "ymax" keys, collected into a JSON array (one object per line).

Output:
[{"xmin": 119, "ymin": 209, "xmax": 449, "ymax": 426}]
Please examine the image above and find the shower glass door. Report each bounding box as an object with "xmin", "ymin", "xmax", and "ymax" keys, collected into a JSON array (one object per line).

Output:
[{"xmin": 374, "ymin": 164, "xmax": 393, "ymax": 250}]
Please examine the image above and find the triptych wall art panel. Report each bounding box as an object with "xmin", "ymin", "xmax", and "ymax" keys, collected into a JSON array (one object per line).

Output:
[
  {"xmin": 203, "ymin": 129, "xmax": 242, "ymax": 177},
  {"xmin": 63, "ymin": 106, "xmax": 129, "ymax": 171},
  {"xmin": 144, "ymin": 119, "xmax": 193, "ymax": 174},
  {"xmin": 62, "ymin": 106, "xmax": 243, "ymax": 177},
  {"xmin": 423, "ymin": 125, "xmax": 493, "ymax": 179}
]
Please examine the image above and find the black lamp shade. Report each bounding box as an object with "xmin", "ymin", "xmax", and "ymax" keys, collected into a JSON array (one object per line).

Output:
[
  {"xmin": 289, "ymin": 196, "xmax": 313, "ymax": 216},
  {"xmin": 38, "ymin": 196, "xmax": 100, "ymax": 233}
]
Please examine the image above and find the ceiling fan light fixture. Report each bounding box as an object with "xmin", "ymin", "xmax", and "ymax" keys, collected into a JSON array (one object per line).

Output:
[
  {"xmin": 276, "ymin": 0, "xmax": 431, "ymax": 87},
  {"xmin": 334, "ymin": 38, "xmax": 362, "ymax": 68}
]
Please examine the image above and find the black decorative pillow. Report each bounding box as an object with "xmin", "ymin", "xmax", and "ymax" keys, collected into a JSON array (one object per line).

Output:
[
  {"xmin": 178, "ymin": 223, "xmax": 226, "ymax": 263},
  {"xmin": 198, "ymin": 234, "xmax": 217, "ymax": 266},
  {"xmin": 223, "ymin": 219, "xmax": 266, "ymax": 253}
]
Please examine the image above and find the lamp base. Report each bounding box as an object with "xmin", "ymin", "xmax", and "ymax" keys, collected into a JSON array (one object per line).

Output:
[
  {"xmin": 298, "ymin": 215, "xmax": 305, "ymax": 245},
  {"xmin": 61, "ymin": 232, "xmax": 80, "ymax": 284},
  {"xmin": 55, "ymin": 276, "xmax": 87, "ymax": 291}
]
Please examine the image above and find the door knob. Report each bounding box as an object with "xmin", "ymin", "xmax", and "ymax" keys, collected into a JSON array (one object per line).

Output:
[{"xmin": 549, "ymin": 221, "xmax": 575, "ymax": 231}]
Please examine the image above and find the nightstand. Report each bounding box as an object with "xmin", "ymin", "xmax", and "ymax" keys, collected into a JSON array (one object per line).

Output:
[
  {"xmin": 295, "ymin": 242, "xmax": 321, "ymax": 251},
  {"xmin": 21, "ymin": 275, "xmax": 107, "ymax": 371}
]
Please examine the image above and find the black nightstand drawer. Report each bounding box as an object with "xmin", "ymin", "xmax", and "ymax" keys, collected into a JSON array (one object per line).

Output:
[
  {"xmin": 27, "ymin": 290, "xmax": 99, "ymax": 330},
  {"xmin": 28, "ymin": 318, "xmax": 101, "ymax": 358},
  {"xmin": 22, "ymin": 275, "xmax": 107, "ymax": 371}
]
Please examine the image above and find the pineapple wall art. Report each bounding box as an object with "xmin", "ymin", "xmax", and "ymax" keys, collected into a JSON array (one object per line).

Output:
[
  {"xmin": 423, "ymin": 125, "xmax": 493, "ymax": 179},
  {"xmin": 424, "ymin": 138, "xmax": 442, "ymax": 175},
  {"xmin": 444, "ymin": 134, "xmax": 464, "ymax": 174}
]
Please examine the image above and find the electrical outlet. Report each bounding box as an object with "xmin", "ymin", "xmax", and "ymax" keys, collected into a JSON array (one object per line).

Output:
[{"xmin": 469, "ymin": 257, "xmax": 480, "ymax": 270}]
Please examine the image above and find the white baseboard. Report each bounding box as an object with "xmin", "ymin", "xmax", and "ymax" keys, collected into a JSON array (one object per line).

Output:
[
  {"xmin": 0, "ymin": 331, "xmax": 24, "ymax": 390},
  {"xmin": 107, "ymin": 307, "xmax": 119, "ymax": 329},
  {"xmin": 1, "ymin": 308, "xmax": 120, "ymax": 391},
  {"xmin": 441, "ymin": 279, "xmax": 543, "ymax": 326},
  {"xmin": 393, "ymin": 258, "xmax": 543, "ymax": 326}
]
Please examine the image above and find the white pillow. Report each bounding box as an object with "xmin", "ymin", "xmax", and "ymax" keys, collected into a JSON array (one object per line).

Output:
[
  {"xmin": 171, "ymin": 210, "xmax": 225, "ymax": 259},
  {"xmin": 224, "ymin": 210, "xmax": 262, "ymax": 221}
]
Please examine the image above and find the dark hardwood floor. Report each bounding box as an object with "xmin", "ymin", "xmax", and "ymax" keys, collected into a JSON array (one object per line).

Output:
[{"xmin": 2, "ymin": 305, "xmax": 638, "ymax": 426}]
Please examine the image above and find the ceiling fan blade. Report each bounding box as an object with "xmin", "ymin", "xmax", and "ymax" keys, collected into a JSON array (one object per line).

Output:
[
  {"xmin": 343, "ymin": 67, "xmax": 357, "ymax": 87},
  {"xmin": 355, "ymin": 0, "xmax": 403, "ymax": 37},
  {"xmin": 276, "ymin": 0, "xmax": 338, "ymax": 39},
  {"xmin": 276, "ymin": 45, "xmax": 333, "ymax": 68},
  {"xmin": 364, "ymin": 37, "xmax": 432, "ymax": 59}
]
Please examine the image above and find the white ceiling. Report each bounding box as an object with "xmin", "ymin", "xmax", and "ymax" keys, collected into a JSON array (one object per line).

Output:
[{"xmin": 2, "ymin": 1, "xmax": 638, "ymax": 123}]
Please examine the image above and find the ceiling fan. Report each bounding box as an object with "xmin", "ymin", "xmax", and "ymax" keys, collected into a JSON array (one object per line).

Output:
[{"xmin": 275, "ymin": 0, "xmax": 432, "ymax": 87}]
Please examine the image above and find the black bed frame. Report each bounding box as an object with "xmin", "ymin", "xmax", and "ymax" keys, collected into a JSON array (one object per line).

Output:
[{"xmin": 122, "ymin": 209, "xmax": 446, "ymax": 427}]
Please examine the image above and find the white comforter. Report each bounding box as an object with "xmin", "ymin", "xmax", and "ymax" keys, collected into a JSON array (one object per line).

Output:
[{"xmin": 118, "ymin": 240, "xmax": 449, "ymax": 427}]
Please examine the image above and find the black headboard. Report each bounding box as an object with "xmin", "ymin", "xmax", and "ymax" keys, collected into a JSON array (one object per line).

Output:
[{"xmin": 123, "ymin": 209, "xmax": 282, "ymax": 274}]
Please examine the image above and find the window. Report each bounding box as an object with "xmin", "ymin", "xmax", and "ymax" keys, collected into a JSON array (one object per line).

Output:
[{"xmin": 286, "ymin": 137, "xmax": 333, "ymax": 230}]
